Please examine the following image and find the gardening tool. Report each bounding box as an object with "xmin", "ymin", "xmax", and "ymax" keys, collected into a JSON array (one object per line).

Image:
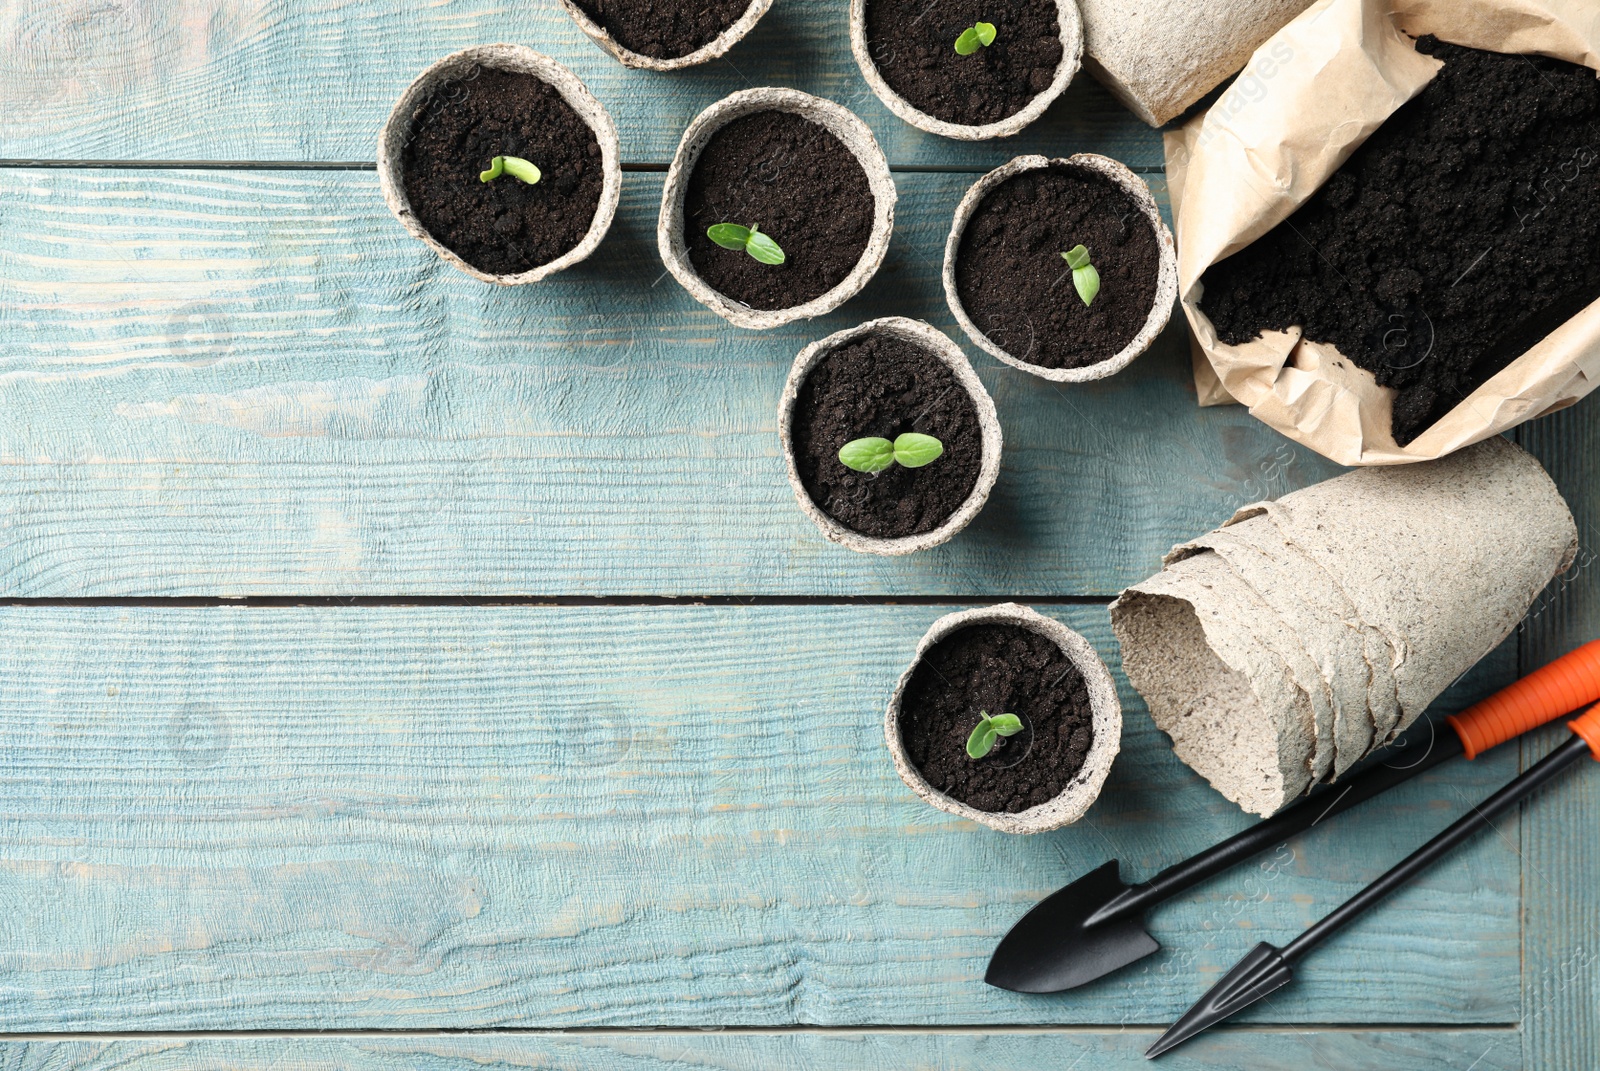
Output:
[
  {"xmin": 1147, "ymin": 699, "xmax": 1600, "ymax": 1058},
  {"xmin": 985, "ymin": 639, "xmax": 1600, "ymax": 994}
]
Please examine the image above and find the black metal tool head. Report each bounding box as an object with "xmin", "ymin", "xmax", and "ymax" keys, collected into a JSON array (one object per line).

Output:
[
  {"xmin": 1146, "ymin": 942, "xmax": 1295, "ymax": 1059},
  {"xmin": 985, "ymin": 859, "xmax": 1161, "ymax": 993}
]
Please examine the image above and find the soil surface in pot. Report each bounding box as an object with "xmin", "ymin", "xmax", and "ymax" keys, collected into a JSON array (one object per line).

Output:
[
  {"xmin": 1200, "ymin": 36, "xmax": 1600, "ymax": 446},
  {"xmin": 863, "ymin": 0, "xmax": 1064, "ymax": 127},
  {"xmin": 685, "ymin": 111, "xmax": 875, "ymax": 310},
  {"xmin": 955, "ymin": 163, "xmax": 1160, "ymax": 369},
  {"xmin": 792, "ymin": 332, "xmax": 982, "ymax": 539},
  {"xmin": 569, "ymin": 0, "xmax": 751, "ymax": 60},
  {"xmin": 899, "ymin": 623, "xmax": 1094, "ymax": 813},
  {"xmin": 402, "ymin": 67, "xmax": 604, "ymax": 276}
]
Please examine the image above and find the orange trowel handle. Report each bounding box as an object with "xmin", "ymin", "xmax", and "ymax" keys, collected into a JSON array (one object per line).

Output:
[{"xmin": 1448, "ymin": 639, "xmax": 1600, "ymax": 759}]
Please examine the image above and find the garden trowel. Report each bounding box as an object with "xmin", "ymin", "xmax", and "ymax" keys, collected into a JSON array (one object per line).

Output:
[{"xmin": 986, "ymin": 639, "xmax": 1600, "ymax": 994}]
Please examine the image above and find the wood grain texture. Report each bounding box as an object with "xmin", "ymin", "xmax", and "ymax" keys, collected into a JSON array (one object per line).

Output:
[
  {"xmin": 1518, "ymin": 413, "xmax": 1600, "ymax": 1071},
  {"xmin": 0, "ymin": 604, "xmax": 1519, "ymax": 1030},
  {"xmin": 0, "ymin": 168, "xmax": 1346, "ymax": 597},
  {"xmin": 0, "ymin": 0, "xmax": 1164, "ymax": 167},
  {"xmin": 0, "ymin": 1031, "xmax": 1523, "ymax": 1071}
]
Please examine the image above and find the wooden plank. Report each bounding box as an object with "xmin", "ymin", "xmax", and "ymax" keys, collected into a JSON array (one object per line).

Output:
[
  {"xmin": 0, "ymin": 168, "xmax": 1344, "ymax": 597},
  {"xmin": 0, "ymin": 0, "xmax": 1163, "ymax": 168},
  {"xmin": 1518, "ymin": 411, "xmax": 1600, "ymax": 1071},
  {"xmin": 0, "ymin": 1030, "xmax": 1523, "ymax": 1071},
  {"xmin": 0, "ymin": 604, "xmax": 1518, "ymax": 1030}
]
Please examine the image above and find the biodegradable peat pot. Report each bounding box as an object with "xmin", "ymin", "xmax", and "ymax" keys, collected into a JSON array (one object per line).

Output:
[
  {"xmin": 378, "ymin": 44, "xmax": 623, "ymax": 285},
  {"xmin": 658, "ymin": 89, "xmax": 897, "ymax": 330},
  {"xmin": 558, "ymin": 0, "xmax": 774, "ymax": 70},
  {"xmin": 779, "ymin": 317, "xmax": 1003, "ymax": 555},
  {"xmin": 849, "ymin": 0, "xmax": 1083, "ymax": 140},
  {"xmin": 886, "ymin": 604, "xmax": 1122, "ymax": 834},
  {"xmin": 945, "ymin": 154, "xmax": 1177, "ymax": 382},
  {"xmin": 1111, "ymin": 437, "xmax": 1579, "ymax": 817}
]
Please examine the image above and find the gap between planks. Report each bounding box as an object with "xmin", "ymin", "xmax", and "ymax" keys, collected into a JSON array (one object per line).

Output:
[
  {"xmin": 0, "ymin": 1024, "xmax": 1523, "ymax": 1039},
  {"xmin": 0, "ymin": 160, "xmax": 1165, "ymax": 174},
  {"xmin": 0, "ymin": 595, "xmax": 1114, "ymax": 608}
]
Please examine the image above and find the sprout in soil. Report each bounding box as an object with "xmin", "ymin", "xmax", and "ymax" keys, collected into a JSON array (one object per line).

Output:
[
  {"xmin": 480, "ymin": 155, "xmax": 542, "ymax": 185},
  {"xmin": 1062, "ymin": 244, "xmax": 1101, "ymax": 306},
  {"xmin": 838, "ymin": 432, "xmax": 944, "ymax": 473},
  {"xmin": 707, "ymin": 222, "xmax": 786, "ymax": 265},
  {"xmin": 967, "ymin": 711, "xmax": 1023, "ymax": 759},
  {"xmin": 954, "ymin": 21, "xmax": 998, "ymax": 55}
]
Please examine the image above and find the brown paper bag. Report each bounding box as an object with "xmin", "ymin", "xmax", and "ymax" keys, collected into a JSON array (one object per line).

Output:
[{"xmin": 1166, "ymin": 0, "xmax": 1600, "ymax": 465}]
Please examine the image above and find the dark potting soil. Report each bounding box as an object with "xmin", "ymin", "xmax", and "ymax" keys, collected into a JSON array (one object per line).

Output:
[
  {"xmin": 791, "ymin": 332, "xmax": 983, "ymax": 539},
  {"xmin": 863, "ymin": 0, "xmax": 1064, "ymax": 127},
  {"xmin": 402, "ymin": 67, "xmax": 604, "ymax": 277},
  {"xmin": 955, "ymin": 163, "xmax": 1161, "ymax": 369},
  {"xmin": 899, "ymin": 623, "xmax": 1095, "ymax": 813},
  {"xmin": 569, "ymin": 0, "xmax": 751, "ymax": 60},
  {"xmin": 1200, "ymin": 36, "xmax": 1600, "ymax": 446},
  {"xmin": 684, "ymin": 111, "xmax": 875, "ymax": 310}
]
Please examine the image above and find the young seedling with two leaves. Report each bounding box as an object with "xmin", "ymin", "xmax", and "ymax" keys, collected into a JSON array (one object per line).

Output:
[
  {"xmin": 707, "ymin": 222, "xmax": 786, "ymax": 265},
  {"xmin": 1062, "ymin": 244, "xmax": 1100, "ymax": 306},
  {"xmin": 967, "ymin": 711, "xmax": 1023, "ymax": 759},
  {"xmin": 955, "ymin": 21, "xmax": 997, "ymax": 55},
  {"xmin": 480, "ymin": 155, "xmax": 542, "ymax": 185},
  {"xmin": 838, "ymin": 432, "xmax": 944, "ymax": 473}
]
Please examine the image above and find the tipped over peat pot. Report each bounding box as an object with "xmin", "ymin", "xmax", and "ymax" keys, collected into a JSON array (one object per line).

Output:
[
  {"xmin": 886, "ymin": 605, "xmax": 1121, "ymax": 833},
  {"xmin": 659, "ymin": 89, "xmax": 897, "ymax": 329},
  {"xmin": 945, "ymin": 154, "xmax": 1177, "ymax": 381},
  {"xmin": 779, "ymin": 317, "xmax": 1003, "ymax": 555},
  {"xmin": 850, "ymin": 0, "xmax": 1082, "ymax": 140},
  {"xmin": 559, "ymin": 0, "xmax": 774, "ymax": 70},
  {"xmin": 378, "ymin": 45, "xmax": 623, "ymax": 284}
]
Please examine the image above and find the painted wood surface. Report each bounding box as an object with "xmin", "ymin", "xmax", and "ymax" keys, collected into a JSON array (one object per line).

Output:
[
  {"xmin": 0, "ymin": 0, "xmax": 1166, "ymax": 167},
  {"xmin": 0, "ymin": 167, "xmax": 1344, "ymax": 597},
  {"xmin": 0, "ymin": 1030, "xmax": 1523, "ymax": 1071},
  {"xmin": 1519, "ymin": 411, "xmax": 1600, "ymax": 1071},
  {"xmin": 0, "ymin": 604, "xmax": 1519, "ymax": 1030}
]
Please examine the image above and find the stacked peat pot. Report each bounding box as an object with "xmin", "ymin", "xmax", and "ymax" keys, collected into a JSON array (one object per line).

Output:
[{"xmin": 1112, "ymin": 439, "xmax": 1579, "ymax": 817}]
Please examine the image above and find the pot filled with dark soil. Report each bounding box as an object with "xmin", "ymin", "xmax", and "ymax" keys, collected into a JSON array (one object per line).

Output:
[
  {"xmin": 658, "ymin": 88, "xmax": 897, "ymax": 330},
  {"xmin": 779, "ymin": 316, "xmax": 1003, "ymax": 555},
  {"xmin": 378, "ymin": 44, "xmax": 623, "ymax": 285},
  {"xmin": 559, "ymin": 0, "xmax": 774, "ymax": 71},
  {"xmin": 945, "ymin": 154, "xmax": 1177, "ymax": 381},
  {"xmin": 1195, "ymin": 34, "xmax": 1600, "ymax": 450},
  {"xmin": 850, "ymin": 0, "xmax": 1082, "ymax": 141},
  {"xmin": 885, "ymin": 604, "xmax": 1122, "ymax": 833}
]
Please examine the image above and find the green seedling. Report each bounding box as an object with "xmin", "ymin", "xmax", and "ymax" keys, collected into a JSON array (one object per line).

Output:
[
  {"xmin": 967, "ymin": 712, "xmax": 1024, "ymax": 759},
  {"xmin": 707, "ymin": 222, "xmax": 786, "ymax": 265},
  {"xmin": 480, "ymin": 155, "xmax": 542, "ymax": 185},
  {"xmin": 1062, "ymin": 243, "xmax": 1101, "ymax": 306},
  {"xmin": 954, "ymin": 21, "xmax": 997, "ymax": 55},
  {"xmin": 838, "ymin": 432, "xmax": 944, "ymax": 474}
]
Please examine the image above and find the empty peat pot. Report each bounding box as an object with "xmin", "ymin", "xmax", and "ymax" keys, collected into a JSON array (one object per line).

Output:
[
  {"xmin": 945, "ymin": 154, "xmax": 1177, "ymax": 381},
  {"xmin": 378, "ymin": 44, "xmax": 623, "ymax": 285},
  {"xmin": 779, "ymin": 316, "xmax": 1002, "ymax": 555},
  {"xmin": 559, "ymin": 0, "xmax": 774, "ymax": 70},
  {"xmin": 886, "ymin": 604, "xmax": 1122, "ymax": 833},
  {"xmin": 658, "ymin": 88, "xmax": 897, "ymax": 330},
  {"xmin": 849, "ymin": 0, "xmax": 1082, "ymax": 140}
]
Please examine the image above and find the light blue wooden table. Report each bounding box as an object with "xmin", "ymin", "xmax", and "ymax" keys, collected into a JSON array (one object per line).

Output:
[{"xmin": 1, "ymin": 2, "xmax": 1596, "ymax": 1067}]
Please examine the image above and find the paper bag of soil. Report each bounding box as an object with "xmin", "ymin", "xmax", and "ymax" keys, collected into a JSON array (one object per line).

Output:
[
  {"xmin": 1166, "ymin": 0, "xmax": 1600, "ymax": 465},
  {"xmin": 1110, "ymin": 438, "xmax": 1578, "ymax": 816}
]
